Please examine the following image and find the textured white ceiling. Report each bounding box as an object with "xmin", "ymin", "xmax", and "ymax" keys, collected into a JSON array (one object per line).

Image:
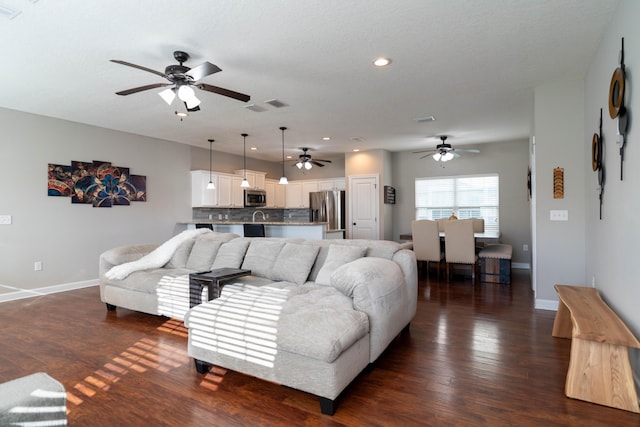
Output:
[{"xmin": 0, "ymin": 0, "xmax": 620, "ymax": 161}]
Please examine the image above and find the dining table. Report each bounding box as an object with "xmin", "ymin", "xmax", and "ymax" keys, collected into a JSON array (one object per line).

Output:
[{"xmin": 399, "ymin": 231, "xmax": 501, "ymax": 245}]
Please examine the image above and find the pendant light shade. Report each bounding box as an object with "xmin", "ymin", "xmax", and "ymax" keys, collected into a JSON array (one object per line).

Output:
[
  {"xmin": 207, "ymin": 139, "xmax": 215, "ymax": 189},
  {"xmin": 241, "ymin": 133, "xmax": 250, "ymax": 188},
  {"xmin": 279, "ymin": 126, "xmax": 288, "ymax": 185}
]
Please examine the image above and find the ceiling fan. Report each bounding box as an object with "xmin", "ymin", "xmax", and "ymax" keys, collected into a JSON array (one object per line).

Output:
[
  {"xmin": 291, "ymin": 148, "xmax": 332, "ymax": 169},
  {"xmin": 110, "ymin": 51, "xmax": 250, "ymax": 112},
  {"xmin": 413, "ymin": 136, "xmax": 479, "ymax": 162}
]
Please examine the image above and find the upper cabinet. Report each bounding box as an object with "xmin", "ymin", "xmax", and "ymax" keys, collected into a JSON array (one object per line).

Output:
[
  {"xmin": 191, "ymin": 170, "xmax": 218, "ymax": 207},
  {"xmin": 317, "ymin": 178, "xmax": 346, "ymax": 191},
  {"xmin": 193, "ymin": 169, "xmax": 346, "ymax": 209},
  {"xmin": 285, "ymin": 180, "xmax": 320, "ymax": 208},
  {"xmin": 234, "ymin": 170, "xmax": 266, "ymax": 190},
  {"xmin": 265, "ymin": 179, "xmax": 286, "ymax": 208}
]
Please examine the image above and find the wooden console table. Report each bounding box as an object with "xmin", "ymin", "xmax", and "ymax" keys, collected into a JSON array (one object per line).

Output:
[{"xmin": 552, "ymin": 284, "xmax": 640, "ymax": 413}]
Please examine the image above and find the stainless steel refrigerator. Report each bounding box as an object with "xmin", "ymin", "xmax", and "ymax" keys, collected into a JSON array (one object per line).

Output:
[{"xmin": 309, "ymin": 190, "xmax": 345, "ymax": 231}]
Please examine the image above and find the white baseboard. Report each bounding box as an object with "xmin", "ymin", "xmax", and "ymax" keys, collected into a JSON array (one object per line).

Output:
[
  {"xmin": 0, "ymin": 279, "xmax": 97, "ymax": 303},
  {"xmin": 535, "ymin": 298, "xmax": 558, "ymax": 311},
  {"xmin": 512, "ymin": 262, "xmax": 530, "ymax": 269}
]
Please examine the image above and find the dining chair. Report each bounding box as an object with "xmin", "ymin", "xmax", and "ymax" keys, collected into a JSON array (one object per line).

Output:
[
  {"xmin": 411, "ymin": 220, "xmax": 444, "ymax": 277},
  {"xmin": 444, "ymin": 219, "xmax": 478, "ymax": 281}
]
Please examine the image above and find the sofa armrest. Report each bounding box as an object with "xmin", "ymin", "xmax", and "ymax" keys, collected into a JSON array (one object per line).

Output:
[
  {"xmin": 330, "ymin": 257, "xmax": 411, "ymax": 362},
  {"xmin": 0, "ymin": 372, "xmax": 67, "ymax": 425},
  {"xmin": 99, "ymin": 243, "xmax": 159, "ymax": 279}
]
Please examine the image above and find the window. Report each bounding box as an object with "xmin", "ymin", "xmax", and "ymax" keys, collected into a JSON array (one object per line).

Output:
[{"xmin": 415, "ymin": 174, "xmax": 499, "ymax": 233}]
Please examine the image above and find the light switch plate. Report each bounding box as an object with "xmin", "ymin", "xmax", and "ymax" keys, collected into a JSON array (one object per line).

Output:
[
  {"xmin": 550, "ymin": 210, "xmax": 568, "ymax": 221},
  {"xmin": 0, "ymin": 215, "xmax": 12, "ymax": 225}
]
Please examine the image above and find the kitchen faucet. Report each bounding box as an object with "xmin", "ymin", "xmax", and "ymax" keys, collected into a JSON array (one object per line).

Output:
[{"xmin": 252, "ymin": 210, "xmax": 266, "ymax": 222}]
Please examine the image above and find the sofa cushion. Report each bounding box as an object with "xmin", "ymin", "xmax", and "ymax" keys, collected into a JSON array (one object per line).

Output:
[
  {"xmin": 185, "ymin": 239, "xmax": 223, "ymax": 272},
  {"xmin": 187, "ymin": 282, "xmax": 369, "ymax": 364},
  {"xmin": 212, "ymin": 238, "xmax": 251, "ymax": 269},
  {"xmin": 108, "ymin": 268, "xmax": 192, "ymax": 294},
  {"xmin": 241, "ymin": 240, "xmax": 286, "ymax": 278},
  {"xmin": 164, "ymin": 239, "xmax": 195, "ymax": 268},
  {"xmin": 271, "ymin": 243, "xmax": 319, "ymax": 285},
  {"xmin": 315, "ymin": 244, "xmax": 366, "ymax": 286}
]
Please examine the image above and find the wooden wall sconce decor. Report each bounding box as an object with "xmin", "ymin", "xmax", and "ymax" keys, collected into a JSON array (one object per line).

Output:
[
  {"xmin": 609, "ymin": 37, "xmax": 629, "ymax": 180},
  {"xmin": 553, "ymin": 167, "xmax": 564, "ymax": 199},
  {"xmin": 592, "ymin": 108, "xmax": 605, "ymax": 219}
]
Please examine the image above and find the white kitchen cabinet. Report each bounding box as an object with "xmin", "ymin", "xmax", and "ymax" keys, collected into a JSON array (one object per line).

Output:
[
  {"xmin": 285, "ymin": 180, "xmax": 318, "ymax": 208},
  {"xmin": 285, "ymin": 182, "xmax": 303, "ymax": 208},
  {"xmin": 265, "ymin": 180, "xmax": 276, "ymax": 208},
  {"xmin": 274, "ymin": 182, "xmax": 286, "ymax": 208},
  {"xmin": 217, "ymin": 174, "xmax": 233, "ymax": 207},
  {"xmin": 301, "ymin": 181, "xmax": 318, "ymax": 207},
  {"xmin": 191, "ymin": 170, "xmax": 218, "ymax": 207},
  {"xmin": 317, "ymin": 178, "xmax": 346, "ymax": 191},
  {"xmin": 234, "ymin": 169, "xmax": 266, "ymax": 190},
  {"xmin": 231, "ymin": 176, "xmax": 245, "ymax": 207}
]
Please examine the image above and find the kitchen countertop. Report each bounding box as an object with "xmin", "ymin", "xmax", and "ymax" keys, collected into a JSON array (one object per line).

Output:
[{"xmin": 179, "ymin": 220, "xmax": 329, "ymax": 226}]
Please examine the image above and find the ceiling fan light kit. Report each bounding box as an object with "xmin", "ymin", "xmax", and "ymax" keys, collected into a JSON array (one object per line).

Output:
[
  {"xmin": 413, "ymin": 135, "xmax": 479, "ymax": 162},
  {"xmin": 111, "ymin": 50, "xmax": 250, "ymax": 112}
]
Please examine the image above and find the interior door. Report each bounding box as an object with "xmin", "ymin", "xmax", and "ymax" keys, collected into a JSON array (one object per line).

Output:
[{"xmin": 349, "ymin": 175, "xmax": 379, "ymax": 239}]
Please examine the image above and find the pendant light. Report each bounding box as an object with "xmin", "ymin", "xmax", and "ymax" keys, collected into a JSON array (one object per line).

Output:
[
  {"xmin": 279, "ymin": 127, "xmax": 288, "ymax": 185},
  {"xmin": 206, "ymin": 139, "xmax": 215, "ymax": 189},
  {"xmin": 240, "ymin": 133, "xmax": 250, "ymax": 188}
]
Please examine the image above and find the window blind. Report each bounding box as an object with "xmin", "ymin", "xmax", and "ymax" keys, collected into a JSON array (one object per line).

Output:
[{"xmin": 415, "ymin": 174, "xmax": 499, "ymax": 233}]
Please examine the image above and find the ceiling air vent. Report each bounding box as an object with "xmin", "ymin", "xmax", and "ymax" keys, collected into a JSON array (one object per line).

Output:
[{"xmin": 264, "ymin": 99, "xmax": 288, "ymax": 108}]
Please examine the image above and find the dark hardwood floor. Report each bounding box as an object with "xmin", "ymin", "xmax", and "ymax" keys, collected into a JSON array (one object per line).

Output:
[{"xmin": 1, "ymin": 269, "xmax": 639, "ymax": 426}]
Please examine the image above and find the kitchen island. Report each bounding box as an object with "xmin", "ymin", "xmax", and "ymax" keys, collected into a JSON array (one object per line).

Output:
[{"xmin": 178, "ymin": 221, "xmax": 344, "ymax": 239}]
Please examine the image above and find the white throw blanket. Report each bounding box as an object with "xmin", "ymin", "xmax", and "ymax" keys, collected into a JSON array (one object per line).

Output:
[{"xmin": 105, "ymin": 228, "xmax": 210, "ymax": 280}]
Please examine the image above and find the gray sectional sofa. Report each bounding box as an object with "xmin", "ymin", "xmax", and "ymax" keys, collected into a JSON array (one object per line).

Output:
[{"xmin": 99, "ymin": 230, "xmax": 417, "ymax": 414}]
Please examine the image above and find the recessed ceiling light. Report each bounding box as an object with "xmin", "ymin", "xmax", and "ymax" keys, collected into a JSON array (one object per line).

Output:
[
  {"xmin": 174, "ymin": 111, "xmax": 188, "ymax": 117},
  {"xmin": 322, "ymin": 137, "xmax": 331, "ymax": 141},
  {"xmin": 352, "ymin": 149, "xmax": 360, "ymax": 152},
  {"xmin": 250, "ymin": 147, "xmax": 257, "ymax": 151},
  {"xmin": 286, "ymin": 155, "xmax": 293, "ymax": 159},
  {"xmin": 373, "ymin": 57, "xmax": 391, "ymax": 67}
]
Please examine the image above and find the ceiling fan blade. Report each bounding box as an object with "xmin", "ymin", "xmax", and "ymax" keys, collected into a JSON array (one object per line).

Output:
[
  {"xmin": 110, "ymin": 60, "xmax": 166, "ymax": 78},
  {"xmin": 115, "ymin": 83, "xmax": 171, "ymax": 96},
  {"xmin": 186, "ymin": 62, "xmax": 222, "ymax": 81},
  {"xmin": 310, "ymin": 160, "xmax": 326, "ymax": 167},
  {"xmin": 314, "ymin": 159, "xmax": 332, "ymax": 163},
  {"xmin": 455, "ymin": 148, "xmax": 480, "ymax": 153},
  {"xmin": 197, "ymin": 83, "xmax": 250, "ymax": 102}
]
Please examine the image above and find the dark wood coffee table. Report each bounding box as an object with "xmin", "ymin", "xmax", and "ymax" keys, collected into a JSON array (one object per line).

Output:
[{"xmin": 189, "ymin": 268, "xmax": 251, "ymax": 308}]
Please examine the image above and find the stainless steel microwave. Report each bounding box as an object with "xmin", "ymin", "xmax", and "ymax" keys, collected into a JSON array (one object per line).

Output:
[{"xmin": 244, "ymin": 189, "xmax": 266, "ymax": 207}]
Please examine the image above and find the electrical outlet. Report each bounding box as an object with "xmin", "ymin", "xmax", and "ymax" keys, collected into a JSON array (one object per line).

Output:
[
  {"xmin": 224, "ymin": 214, "xmax": 228, "ymax": 220},
  {"xmin": 208, "ymin": 214, "xmax": 212, "ymax": 220},
  {"xmin": 523, "ymin": 244, "xmax": 528, "ymax": 252},
  {"xmin": 592, "ymin": 276, "xmax": 596, "ymax": 288},
  {"xmin": 0, "ymin": 215, "xmax": 11, "ymax": 225},
  {"xmin": 34, "ymin": 261, "xmax": 42, "ymax": 271},
  {"xmin": 218, "ymin": 214, "xmax": 222, "ymax": 220}
]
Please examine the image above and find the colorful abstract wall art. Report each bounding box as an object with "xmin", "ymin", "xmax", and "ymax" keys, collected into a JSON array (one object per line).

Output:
[{"xmin": 48, "ymin": 160, "xmax": 146, "ymax": 207}]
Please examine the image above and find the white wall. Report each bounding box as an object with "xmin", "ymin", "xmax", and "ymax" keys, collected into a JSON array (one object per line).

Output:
[
  {"xmin": 532, "ymin": 79, "xmax": 586, "ymax": 304},
  {"xmin": 391, "ymin": 139, "xmax": 531, "ymax": 265},
  {"xmin": 0, "ymin": 108, "xmax": 191, "ymax": 293},
  {"xmin": 584, "ymin": 0, "xmax": 640, "ymax": 336}
]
